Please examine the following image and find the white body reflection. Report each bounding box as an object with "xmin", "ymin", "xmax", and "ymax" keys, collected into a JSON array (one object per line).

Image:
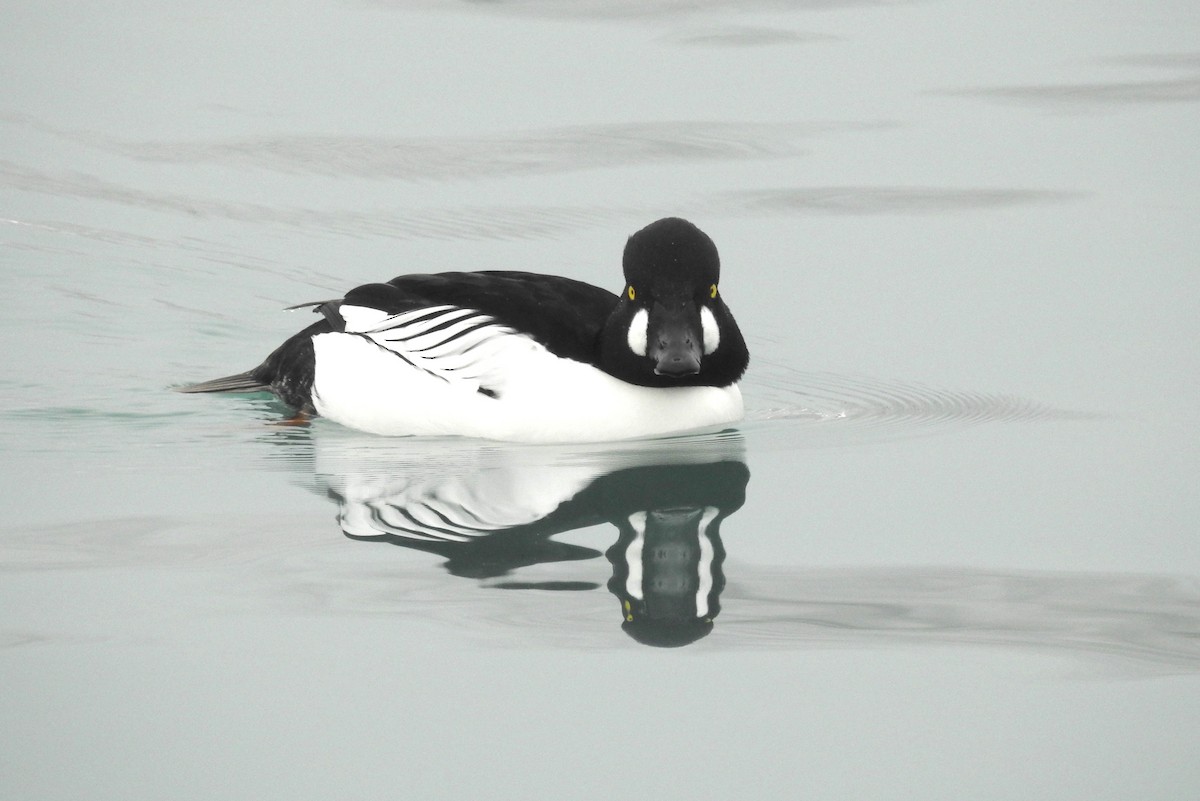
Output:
[{"xmin": 309, "ymin": 427, "xmax": 749, "ymax": 646}]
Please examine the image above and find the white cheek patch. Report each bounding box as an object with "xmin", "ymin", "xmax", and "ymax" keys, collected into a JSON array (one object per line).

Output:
[
  {"xmin": 627, "ymin": 308, "xmax": 649, "ymax": 356},
  {"xmin": 700, "ymin": 306, "xmax": 720, "ymax": 355}
]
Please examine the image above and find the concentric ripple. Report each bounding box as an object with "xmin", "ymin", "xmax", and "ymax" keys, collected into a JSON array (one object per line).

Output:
[{"xmin": 740, "ymin": 359, "xmax": 1096, "ymax": 447}]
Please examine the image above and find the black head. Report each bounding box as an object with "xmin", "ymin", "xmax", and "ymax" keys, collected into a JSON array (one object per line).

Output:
[{"xmin": 600, "ymin": 217, "xmax": 748, "ymax": 388}]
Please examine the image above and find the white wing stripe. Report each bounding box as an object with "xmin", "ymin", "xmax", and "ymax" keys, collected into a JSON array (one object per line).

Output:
[
  {"xmin": 334, "ymin": 303, "xmax": 540, "ymax": 388},
  {"xmin": 397, "ymin": 316, "xmax": 497, "ymax": 352},
  {"xmin": 340, "ymin": 304, "xmax": 469, "ymax": 334},
  {"xmin": 370, "ymin": 307, "xmax": 478, "ymax": 338},
  {"xmin": 383, "ymin": 304, "xmax": 461, "ymax": 325}
]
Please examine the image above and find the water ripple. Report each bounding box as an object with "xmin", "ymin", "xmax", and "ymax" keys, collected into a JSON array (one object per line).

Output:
[
  {"xmin": 82, "ymin": 120, "xmax": 883, "ymax": 181},
  {"xmin": 8, "ymin": 512, "xmax": 1190, "ymax": 672},
  {"xmin": 0, "ymin": 160, "xmax": 629, "ymax": 241},
  {"xmin": 937, "ymin": 51, "xmax": 1200, "ymax": 109},
  {"xmin": 740, "ymin": 360, "xmax": 1095, "ymax": 446},
  {"xmin": 267, "ymin": 554, "xmax": 1200, "ymax": 673},
  {"xmin": 709, "ymin": 567, "xmax": 1200, "ymax": 674},
  {"xmin": 725, "ymin": 186, "xmax": 1083, "ymax": 215},
  {"xmin": 3, "ymin": 159, "xmax": 1079, "ymax": 244},
  {"xmin": 666, "ymin": 26, "xmax": 837, "ymax": 47},
  {"xmin": 391, "ymin": 0, "xmax": 911, "ymax": 20}
]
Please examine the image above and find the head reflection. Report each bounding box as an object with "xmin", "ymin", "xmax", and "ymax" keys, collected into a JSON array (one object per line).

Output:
[
  {"xmin": 590, "ymin": 461, "xmax": 746, "ymax": 647},
  {"xmin": 314, "ymin": 432, "xmax": 748, "ymax": 647},
  {"xmin": 608, "ymin": 508, "xmax": 724, "ymax": 647}
]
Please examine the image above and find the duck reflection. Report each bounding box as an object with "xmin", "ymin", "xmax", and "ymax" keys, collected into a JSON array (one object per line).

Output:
[{"xmin": 310, "ymin": 430, "xmax": 748, "ymax": 647}]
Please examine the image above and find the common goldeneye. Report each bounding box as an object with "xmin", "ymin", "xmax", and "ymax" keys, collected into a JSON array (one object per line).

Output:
[{"xmin": 179, "ymin": 217, "xmax": 749, "ymax": 442}]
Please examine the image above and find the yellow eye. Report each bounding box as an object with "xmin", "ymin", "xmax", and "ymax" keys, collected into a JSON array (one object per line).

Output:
[
  {"xmin": 710, "ymin": 284, "xmax": 718, "ymax": 299},
  {"xmin": 627, "ymin": 286, "xmax": 636, "ymax": 301}
]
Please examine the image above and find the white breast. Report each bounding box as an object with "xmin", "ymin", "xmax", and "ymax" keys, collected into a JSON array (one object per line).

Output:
[{"xmin": 309, "ymin": 304, "xmax": 743, "ymax": 442}]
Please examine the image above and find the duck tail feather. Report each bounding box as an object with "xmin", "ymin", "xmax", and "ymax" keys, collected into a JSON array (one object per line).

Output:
[{"xmin": 175, "ymin": 371, "xmax": 270, "ymax": 394}]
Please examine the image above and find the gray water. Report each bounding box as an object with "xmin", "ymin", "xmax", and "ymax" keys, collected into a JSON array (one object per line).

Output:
[{"xmin": 3, "ymin": 1, "xmax": 1199, "ymax": 799}]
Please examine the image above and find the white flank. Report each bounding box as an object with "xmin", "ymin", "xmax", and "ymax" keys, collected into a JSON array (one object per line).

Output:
[
  {"xmin": 700, "ymin": 306, "xmax": 720, "ymax": 355},
  {"xmin": 626, "ymin": 308, "xmax": 649, "ymax": 356},
  {"xmin": 311, "ymin": 304, "xmax": 743, "ymax": 442}
]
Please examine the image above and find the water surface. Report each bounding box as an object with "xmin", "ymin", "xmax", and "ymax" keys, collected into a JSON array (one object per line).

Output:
[{"xmin": 2, "ymin": 1, "xmax": 1198, "ymax": 799}]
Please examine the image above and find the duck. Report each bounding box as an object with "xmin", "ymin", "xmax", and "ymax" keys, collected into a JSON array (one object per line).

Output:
[{"xmin": 179, "ymin": 217, "xmax": 749, "ymax": 442}]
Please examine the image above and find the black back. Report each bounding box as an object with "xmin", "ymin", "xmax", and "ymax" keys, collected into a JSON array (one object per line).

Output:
[
  {"xmin": 250, "ymin": 271, "xmax": 618, "ymax": 409},
  {"xmin": 344, "ymin": 271, "xmax": 618, "ymax": 364}
]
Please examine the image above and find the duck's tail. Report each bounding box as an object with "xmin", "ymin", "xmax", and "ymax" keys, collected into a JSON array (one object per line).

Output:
[{"xmin": 175, "ymin": 371, "xmax": 270, "ymax": 394}]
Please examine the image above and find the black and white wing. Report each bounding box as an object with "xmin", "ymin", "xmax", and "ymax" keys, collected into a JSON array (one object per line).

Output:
[{"xmin": 339, "ymin": 303, "xmax": 544, "ymax": 394}]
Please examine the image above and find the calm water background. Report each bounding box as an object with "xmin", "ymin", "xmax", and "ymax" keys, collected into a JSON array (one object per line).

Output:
[{"xmin": 2, "ymin": 1, "xmax": 1199, "ymax": 799}]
